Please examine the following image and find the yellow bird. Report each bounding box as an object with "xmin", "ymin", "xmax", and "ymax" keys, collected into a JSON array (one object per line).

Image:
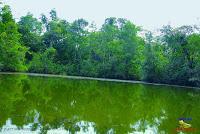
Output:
[{"xmin": 179, "ymin": 120, "xmax": 191, "ymax": 128}]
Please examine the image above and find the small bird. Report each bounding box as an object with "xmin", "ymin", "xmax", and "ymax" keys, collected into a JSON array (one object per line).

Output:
[{"xmin": 179, "ymin": 120, "xmax": 191, "ymax": 128}]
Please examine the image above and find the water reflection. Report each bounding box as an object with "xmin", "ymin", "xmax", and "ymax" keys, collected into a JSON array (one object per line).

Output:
[
  {"xmin": 1, "ymin": 118, "xmax": 40, "ymax": 134},
  {"xmin": 1, "ymin": 118, "xmax": 97, "ymax": 134},
  {"xmin": 0, "ymin": 74, "xmax": 200, "ymax": 134},
  {"xmin": 129, "ymin": 114, "xmax": 167, "ymax": 134}
]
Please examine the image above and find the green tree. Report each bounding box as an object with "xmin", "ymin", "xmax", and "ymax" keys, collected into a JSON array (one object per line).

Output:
[
  {"xmin": 0, "ymin": 5, "xmax": 27, "ymax": 71},
  {"xmin": 18, "ymin": 13, "xmax": 43, "ymax": 54},
  {"xmin": 29, "ymin": 47, "xmax": 65, "ymax": 74},
  {"xmin": 186, "ymin": 34, "xmax": 200, "ymax": 86},
  {"xmin": 50, "ymin": 9, "xmax": 57, "ymax": 21}
]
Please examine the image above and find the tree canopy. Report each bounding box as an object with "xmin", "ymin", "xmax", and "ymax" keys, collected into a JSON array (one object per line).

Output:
[{"xmin": 0, "ymin": 4, "xmax": 200, "ymax": 87}]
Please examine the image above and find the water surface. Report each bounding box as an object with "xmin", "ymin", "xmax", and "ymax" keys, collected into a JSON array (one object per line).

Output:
[{"xmin": 0, "ymin": 74, "xmax": 199, "ymax": 134}]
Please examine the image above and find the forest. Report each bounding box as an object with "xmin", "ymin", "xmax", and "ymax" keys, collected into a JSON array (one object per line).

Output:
[{"xmin": 0, "ymin": 4, "xmax": 200, "ymax": 87}]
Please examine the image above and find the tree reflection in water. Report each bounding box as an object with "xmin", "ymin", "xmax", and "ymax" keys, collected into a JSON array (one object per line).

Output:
[{"xmin": 0, "ymin": 74, "xmax": 200, "ymax": 133}]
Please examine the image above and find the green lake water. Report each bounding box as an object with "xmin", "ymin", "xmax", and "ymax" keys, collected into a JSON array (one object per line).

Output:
[{"xmin": 0, "ymin": 74, "xmax": 200, "ymax": 134}]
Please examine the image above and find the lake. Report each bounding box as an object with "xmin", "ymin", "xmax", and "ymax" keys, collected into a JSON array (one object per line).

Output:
[{"xmin": 0, "ymin": 74, "xmax": 199, "ymax": 134}]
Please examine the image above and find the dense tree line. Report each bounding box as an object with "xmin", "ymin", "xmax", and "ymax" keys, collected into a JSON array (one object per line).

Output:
[{"xmin": 0, "ymin": 4, "xmax": 200, "ymax": 87}]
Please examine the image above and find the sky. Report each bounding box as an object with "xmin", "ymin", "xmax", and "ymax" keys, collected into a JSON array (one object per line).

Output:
[{"xmin": 2, "ymin": 0, "xmax": 200, "ymax": 31}]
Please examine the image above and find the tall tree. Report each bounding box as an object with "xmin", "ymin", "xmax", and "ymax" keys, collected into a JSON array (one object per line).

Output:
[
  {"xmin": 186, "ymin": 34, "xmax": 200, "ymax": 86},
  {"xmin": 0, "ymin": 5, "xmax": 27, "ymax": 71},
  {"xmin": 50, "ymin": 9, "xmax": 57, "ymax": 21},
  {"xmin": 18, "ymin": 13, "xmax": 43, "ymax": 53}
]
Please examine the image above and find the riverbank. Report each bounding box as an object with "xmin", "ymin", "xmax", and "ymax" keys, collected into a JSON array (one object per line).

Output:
[{"xmin": 0, "ymin": 72, "xmax": 199, "ymax": 90}]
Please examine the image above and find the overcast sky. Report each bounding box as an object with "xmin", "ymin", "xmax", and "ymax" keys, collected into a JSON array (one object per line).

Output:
[{"xmin": 2, "ymin": 0, "xmax": 200, "ymax": 30}]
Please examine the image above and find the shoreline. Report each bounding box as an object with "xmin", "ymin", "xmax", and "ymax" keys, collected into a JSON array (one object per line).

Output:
[{"xmin": 0, "ymin": 72, "xmax": 199, "ymax": 90}]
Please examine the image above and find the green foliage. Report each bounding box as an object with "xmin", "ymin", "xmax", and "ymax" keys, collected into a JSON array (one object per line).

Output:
[
  {"xmin": 18, "ymin": 13, "xmax": 42, "ymax": 34},
  {"xmin": 0, "ymin": 5, "xmax": 27, "ymax": 71},
  {"xmin": 186, "ymin": 34, "xmax": 200, "ymax": 86},
  {"xmin": 18, "ymin": 13, "xmax": 44, "ymax": 55},
  {"xmin": 142, "ymin": 32, "xmax": 169, "ymax": 83},
  {"xmin": 50, "ymin": 9, "xmax": 57, "ymax": 21},
  {"xmin": 0, "ymin": 5, "xmax": 200, "ymax": 87},
  {"xmin": 80, "ymin": 18, "xmax": 144, "ymax": 80},
  {"xmin": 159, "ymin": 26, "xmax": 198, "ymax": 86},
  {"xmin": 28, "ymin": 47, "xmax": 65, "ymax": 74}
]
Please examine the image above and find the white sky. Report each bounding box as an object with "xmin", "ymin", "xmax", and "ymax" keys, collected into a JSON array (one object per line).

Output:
[{"xmin": 2, "ymin": 0, "xmax": 200, "ymax": 31}]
